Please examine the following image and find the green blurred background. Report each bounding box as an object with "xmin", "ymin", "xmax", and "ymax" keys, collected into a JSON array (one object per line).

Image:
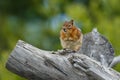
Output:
[{"xmin": 0, "ymin": 0, "xmax": 120, "ymax": 80}]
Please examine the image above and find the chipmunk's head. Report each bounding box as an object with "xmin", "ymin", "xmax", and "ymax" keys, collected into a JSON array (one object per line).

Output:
[{"xmin": 62, "ymin": 20, "xmax": 74, "ymax": 33}]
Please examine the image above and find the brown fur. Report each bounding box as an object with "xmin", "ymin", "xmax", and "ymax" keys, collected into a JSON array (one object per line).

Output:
[{"xmin": 60, "ymin": 20, "xmax": 83, "ymax": 51}]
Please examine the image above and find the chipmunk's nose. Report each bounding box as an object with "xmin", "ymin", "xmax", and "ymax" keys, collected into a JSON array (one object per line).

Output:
[{"xmin": 63, "ymin": 28, "xmax": 67, "ymax": 32}]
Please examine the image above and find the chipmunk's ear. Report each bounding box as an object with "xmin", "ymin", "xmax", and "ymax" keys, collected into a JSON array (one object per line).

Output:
[{"xmin": 70, "ymin": 19, "xmax": 74, "ymax": 25}]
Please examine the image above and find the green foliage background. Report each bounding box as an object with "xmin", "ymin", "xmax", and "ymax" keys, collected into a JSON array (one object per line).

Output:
[{"xmin": 0, "ymin": 0, "xmax": 120, "ymax": 80}]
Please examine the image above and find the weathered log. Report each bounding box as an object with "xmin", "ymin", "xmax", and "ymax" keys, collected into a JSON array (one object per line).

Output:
[
  {"xmin": 6, "ymin": 40, "xmax": 120, "ymax": 80},
  {"xmin": 6, "ymin": 40, "xmax": 89, "ymax": 80},
  {"xmin": 6, "ymin": 28, "xmax": 120, "ymax": 80}
]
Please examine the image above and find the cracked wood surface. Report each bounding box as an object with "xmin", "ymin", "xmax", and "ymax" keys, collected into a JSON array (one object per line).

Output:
[
  {"xmin": 6, "ymin": 40, "xmax": 120, "ymax": 80},
  {"xmin": 6, "ymin": 40, "xmax": 88, "ymax": 80}
]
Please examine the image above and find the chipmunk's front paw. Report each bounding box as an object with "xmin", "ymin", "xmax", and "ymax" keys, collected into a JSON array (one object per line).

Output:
[{"xmin": 63, "ymin": 48, "xmax": 76, "ymax": 53}]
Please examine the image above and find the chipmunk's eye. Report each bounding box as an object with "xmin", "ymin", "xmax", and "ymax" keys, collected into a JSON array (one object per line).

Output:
[
  {"xmin": 68, "ymin": 24, "xmax": 72, "ymax": 28},
  {"xmin": 63, "ymin": 28, "xmax": 67, "ymax": 32}
]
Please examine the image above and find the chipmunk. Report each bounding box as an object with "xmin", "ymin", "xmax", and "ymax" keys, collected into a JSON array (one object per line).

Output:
[{"xmin": 60, "ymin": 20, "xmax": 83, "ymax": 51}]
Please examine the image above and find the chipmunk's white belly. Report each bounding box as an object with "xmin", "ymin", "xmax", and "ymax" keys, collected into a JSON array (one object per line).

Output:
[{"xmin": 60, "ymin": 38, "xmax": 82, "ymax": 51}]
